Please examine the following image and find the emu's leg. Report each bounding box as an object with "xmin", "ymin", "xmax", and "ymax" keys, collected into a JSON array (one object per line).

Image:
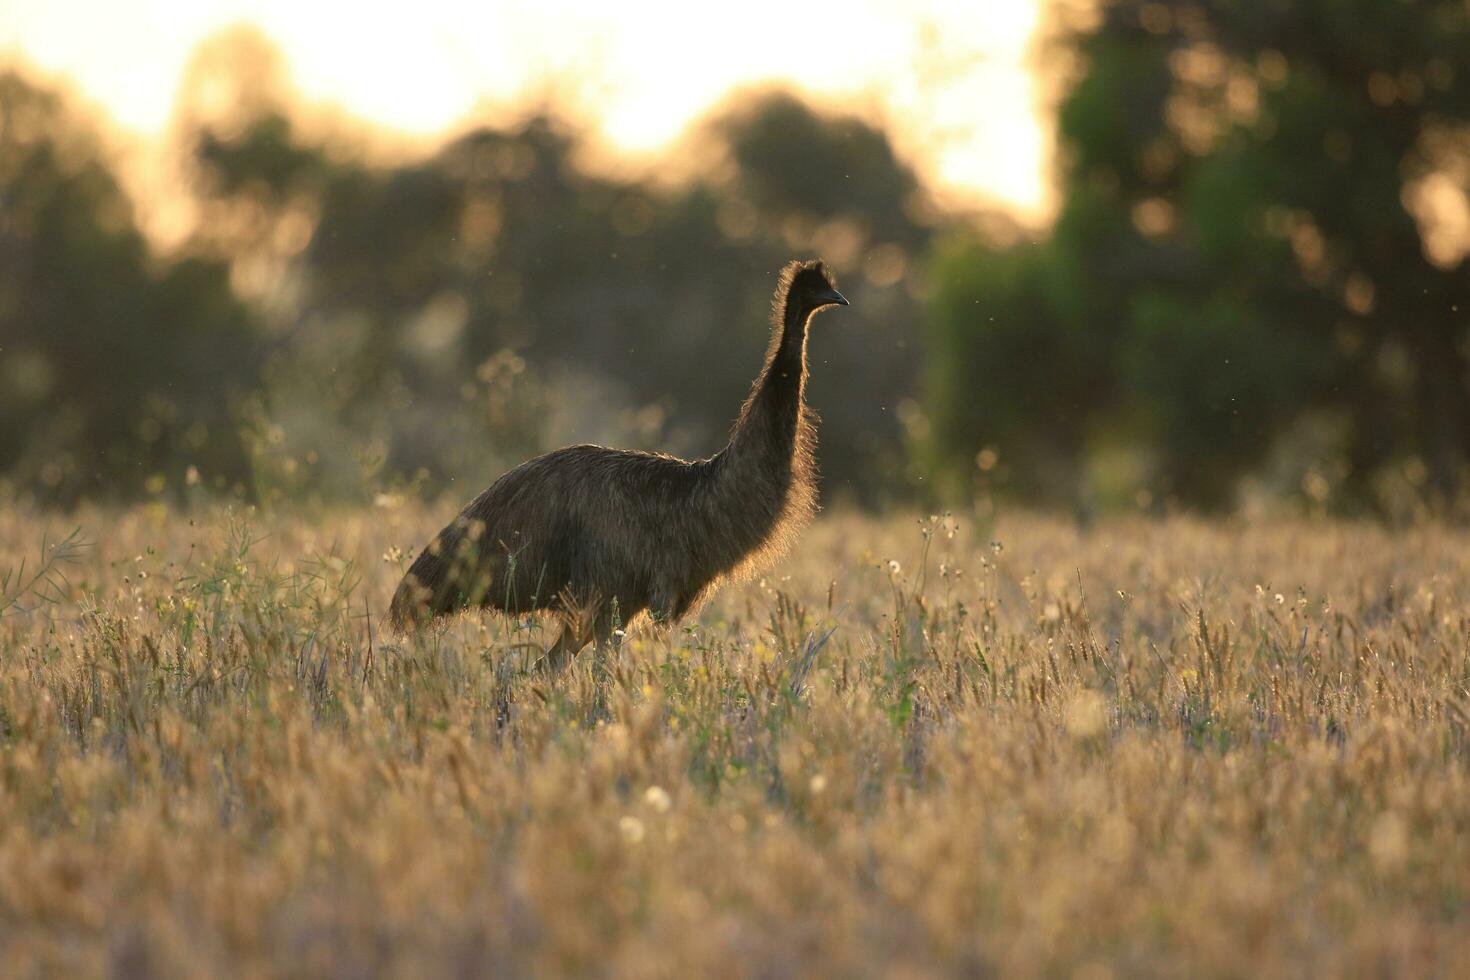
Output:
[
  {"xmin": 541, "ymin": 625, "xmax": 591, "ymax": 673},
  {"xmin": 647, "ymin": 584, "xmax": 683, "ymax": 632},
  {"xmin": 540, "ymin": 601, "xmax": 644, "ymax": 673},
  {"xmin": 539, "ymin": 592, "xmax": 600, "ymax": 673}
]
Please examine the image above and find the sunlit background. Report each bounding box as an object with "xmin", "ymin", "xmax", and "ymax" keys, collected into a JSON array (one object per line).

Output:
[
  {"xmin": 2, "ymin": 0, "xmax": 1468, "ymax": 515},
  {"xmin": 4, "ymin": 0, "xmax": 1051, "ymax": 223}
]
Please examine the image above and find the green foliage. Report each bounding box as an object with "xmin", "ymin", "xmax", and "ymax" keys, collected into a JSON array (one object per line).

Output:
[
  {"xmin": 0, "ymin": 526, "xmax": 87, "ymax": 619},
  {"xmin": 923, "ymin": 238, "xmax": 1116, "ymax": 501},
  {"xmin": 1121, "ymin": 291, "xmax": 1315, "ymax": 505},
  {"xmin": 924, "ymin": 0, "xmax": 1470, "ymax": 512}
]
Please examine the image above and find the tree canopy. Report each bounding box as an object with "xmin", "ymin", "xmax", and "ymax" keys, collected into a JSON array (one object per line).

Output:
[{"xmin": 924, "ymin": 0, "xmax": 1470, "ymax": 513}]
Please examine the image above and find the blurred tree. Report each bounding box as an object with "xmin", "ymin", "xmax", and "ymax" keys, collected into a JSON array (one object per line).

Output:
[
  {"xmin": 925, "ymin": 0, "xmax": 1470, "ymax": 511},
  {"xmin": 181, "ymin": 42, "xmax": 932, "ymax": 503},
  {"xmin": 0, "ymin": 71, "xmax": 259, "ymax": 502},
  {"xmin": 713, "ymin": 91, "xmax": 929, "ymax": 250},
  {"xmin": 0, "ymin": 28, "xmax": 935, "ymax": 506}
]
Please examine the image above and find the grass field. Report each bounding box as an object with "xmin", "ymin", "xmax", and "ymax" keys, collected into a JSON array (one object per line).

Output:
[{"xmin": 2, "ymin": 500, "xmax": 1469, "ymax": 976}]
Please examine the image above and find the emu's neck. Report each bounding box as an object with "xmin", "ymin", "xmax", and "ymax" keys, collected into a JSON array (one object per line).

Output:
[
  {"xmin": 690, "ymin": 289, "xmax": 819, "ymax": 579},
  {"xmin": 724, "ymin": 297, "xmax": 812, "ymax": 474}
]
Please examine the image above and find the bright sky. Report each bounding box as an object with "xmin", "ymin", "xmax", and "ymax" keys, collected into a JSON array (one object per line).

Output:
[{"xmin": 1, "ymin": 0, "xmax": 1051, "ymax": 221}]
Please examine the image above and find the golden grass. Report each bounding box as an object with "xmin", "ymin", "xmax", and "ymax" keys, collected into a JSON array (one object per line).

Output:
[{"xmin": 2, "ymin": 501, "xmax": 1469, "ymax": 976}]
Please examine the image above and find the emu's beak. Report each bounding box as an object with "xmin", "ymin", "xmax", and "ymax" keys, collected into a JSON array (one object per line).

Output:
[{"xmin": 815, "ymin": 288, "xmax": 849, "ymax": 308}]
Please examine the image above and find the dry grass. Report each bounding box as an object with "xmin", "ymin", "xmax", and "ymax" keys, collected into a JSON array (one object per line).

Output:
[{"xmin": 2, "ymin": 500, "xmax": 1469, "ymax": 977}]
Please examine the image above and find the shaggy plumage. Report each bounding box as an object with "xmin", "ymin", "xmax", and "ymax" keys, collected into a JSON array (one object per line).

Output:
[{"xmin": 389, "ymin": 259, "xmax": 848, "ymax": 668}]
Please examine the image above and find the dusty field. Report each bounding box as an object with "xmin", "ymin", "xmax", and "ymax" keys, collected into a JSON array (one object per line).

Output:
[{"xmin": 1, "ymin": 500, "xmax": 1468, "ymax": 977}]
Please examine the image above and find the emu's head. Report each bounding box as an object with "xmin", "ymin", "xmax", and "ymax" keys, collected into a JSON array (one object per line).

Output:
[{"xmin": 779, "ymin": 260, "xmax": 849, "ymax": 322}]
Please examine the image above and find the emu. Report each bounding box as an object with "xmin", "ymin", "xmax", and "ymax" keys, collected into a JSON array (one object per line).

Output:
[{"xmin": 389, "ymin": 259, "xmax": 848, "ymax": 668}]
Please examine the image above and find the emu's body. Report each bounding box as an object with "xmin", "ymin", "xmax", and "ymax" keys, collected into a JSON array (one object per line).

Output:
[{"xmin": 389, "ymin": 260, "xmax": 847, "ymax": 667}]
